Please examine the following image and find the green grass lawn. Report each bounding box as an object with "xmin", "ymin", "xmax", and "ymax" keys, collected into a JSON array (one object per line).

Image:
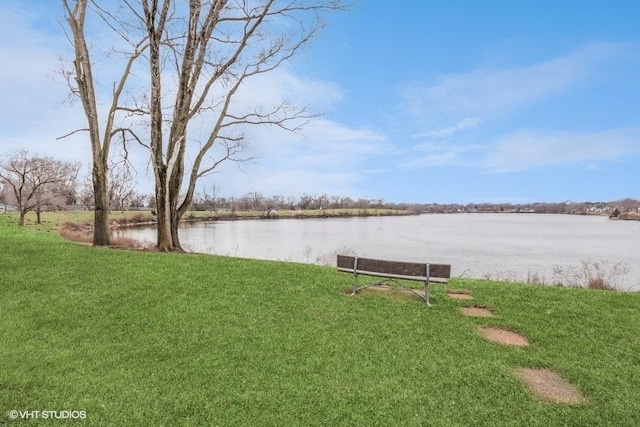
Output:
[{"xmin": 1, "ymin": 214, "xmax": 639, "ymax": 426}]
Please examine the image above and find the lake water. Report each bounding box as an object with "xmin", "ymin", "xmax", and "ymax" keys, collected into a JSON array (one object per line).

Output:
[{"xmin": 113, "ymin": 213, "xmax": 640, "ymax": 291}]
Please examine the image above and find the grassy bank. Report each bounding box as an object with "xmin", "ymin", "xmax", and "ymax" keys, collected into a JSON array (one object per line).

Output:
[
  {"xmin": 11, "ymin": 208, "xmax": 414, "ymax": 228},
  {"xmin": 1, "ymin": 214, "xmax": 640, "ymax": 426}
]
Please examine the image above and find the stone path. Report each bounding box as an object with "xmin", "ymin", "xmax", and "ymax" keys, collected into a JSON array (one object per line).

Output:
[
  {"xmin": 458, "ymin": 306, "xmax": 495, "ymax": 317},
  {"xmin": 446, "ymin": 290, "xmax": 474, "ymax": 300},
  {"xmin": 477, "ymin": 326, "xmax": 529, "ymax": 347},
  {"xmin": 514, "ymin": 368, "xmax": 586, "ymax": 405},
  {"xmin": 452, "ymin": 289, "xmax": 586, "ymax": 404}
]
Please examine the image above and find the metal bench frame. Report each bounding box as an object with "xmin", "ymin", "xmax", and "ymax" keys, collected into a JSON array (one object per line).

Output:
[{"xmin": 337, "ymin": 255, "xmax": 451, "ymax": 306}]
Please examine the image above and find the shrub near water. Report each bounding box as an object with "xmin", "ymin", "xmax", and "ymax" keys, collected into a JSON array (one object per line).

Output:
[
  {"xmin": 58, "ymin": 221, "xmax": 94, "ymax": 244},
  {"xmin": 483, "ymin": 260, "xmax": 631, "ymax": 291},
  {"xmin": 552, "ymin": 260, "xmax": 631, "ymax": 290}
]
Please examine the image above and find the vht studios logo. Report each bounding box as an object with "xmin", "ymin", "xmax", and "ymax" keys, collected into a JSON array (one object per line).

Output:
[{"xmin": 8, "ymin": 410, "xmax": 87, "ymax": 420}]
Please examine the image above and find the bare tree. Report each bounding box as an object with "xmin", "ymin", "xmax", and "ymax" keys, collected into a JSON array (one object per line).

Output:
[
  {"xmin": 61, "ymin": 0, "xmax": 147, "ymax": 245},
  {"xmin": 140, "ymin": 0, "xmax": 345, "ymax": 251},
  {"xmin": 128, "ymin": 192, "xmax": 148, "ymax": 209},
  {"xmin": 62, "ymin": 0, "xmax": 345, "ymax": 251},
  {"xmin": 108, "ymin": 165, "xmax": 136, "ymax": 211},
  {"xmin": 33, "ymin": 161, "xmax": 81, "ymax": 223},
  {"xmin": 248, "ymin": 192, "xmax": 265, "ymax": 211},
  {"xmin": 192, "ymin": 184, "xmax": 220, "ymax": 211},
  {"xmin": 285, "ymin": 195, "xmax": 297, "ymax": 209},
  {"xmin": 78, "ymin": 176, "xmax": 94, "ymax": 210},
  {"xmin": 0, "ymin": 150, "xmax": 79, "ymax": 225}
]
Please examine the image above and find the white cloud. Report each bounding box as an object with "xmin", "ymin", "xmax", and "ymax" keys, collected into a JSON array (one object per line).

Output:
[
  {"xmin": 289, "ymin": 119, "xmax": 387, "ymax": 168},
  {"xmin": 402, "ymin": 127, "xmax": 640, "ymax": 173},
  {"xmin": 402, "ymin": 142, "xmax": 482, "ymax": 169},
  {"xmin": 216, "ymin": 116, "xmax": 388, "ymax": 196},
  {"xmin": 412, "ymin": 117, "xmax": 482, "ymax": 139},
  {"xmin": 233, "ymin": 67, "xmax": 345, "ymax": 113},
  {"xmin": 401, "ymin": 42, "xmax": 625, "ymax": 136},
  {"xmin": 482, "ymin": 128, "xmax": 640, "ymax": 172}
]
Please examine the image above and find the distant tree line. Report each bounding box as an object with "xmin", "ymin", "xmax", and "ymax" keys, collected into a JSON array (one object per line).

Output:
[
  {"xmin": 414, "ymin": 200, "xmax": 640, "ymax": 215},
  {"xmin": 3, "ymin": 151, "xmax": 638, "ymax": 223},
  {"xmin": 188, "ymin": 192, "xmax": 640, "ymax": 216},
  {"xmin": 189, "ymin": 186, "xmax": 390, "ymax": 213}
]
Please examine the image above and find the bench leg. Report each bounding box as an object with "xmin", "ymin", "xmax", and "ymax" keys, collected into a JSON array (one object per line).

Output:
[
  {"xmin": 350, "ymin": 257, "xmax": 359, "ymax": 295},
  {"xmin": 351, "ymin": 271, "xmax": 358, "ymax": 295},
  {"xmin": 424, "ymin": 263, "xmax": 431, "ymax": 306},
  {"xmin": 424, "ymin": 281, "xmax": 431, "ymax": 307}
]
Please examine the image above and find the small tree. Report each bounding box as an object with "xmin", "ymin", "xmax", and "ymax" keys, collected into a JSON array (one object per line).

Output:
[
  {"xmin": 128, "ymin": 192, "xmax": 148, "ymax": 209},
  {"xmin": 78, "ymin": 177, "xmax": 94, "ymax": 210},
  {"xmin": 0, "ymin": 150, "xmax": 79, "ymax": 225},
  {"xmin": 108, "ymin": 165, "xmax": 136, "ymax": 212},
  {"xmin": 32, "ymin": 162, "xmax": 81, "ymax": 223},
  {"xmin": 192, "ymin": 185, "xmax": 220, "ymax": 211}
]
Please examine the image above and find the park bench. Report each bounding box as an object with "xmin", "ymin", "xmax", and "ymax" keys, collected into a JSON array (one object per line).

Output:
[{"xmin": 337, "ymin": 255, "xmax": 451, "ymax": 307}]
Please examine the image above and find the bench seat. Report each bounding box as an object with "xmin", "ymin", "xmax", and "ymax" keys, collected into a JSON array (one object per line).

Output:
[{"xmin": 337, "ymin": 255, "xmax": 451, "ymax": 306}]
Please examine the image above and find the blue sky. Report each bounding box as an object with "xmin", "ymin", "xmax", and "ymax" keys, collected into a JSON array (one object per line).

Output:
[{"xmin": 1, "ymin": 1, "xmax": 639, "ymax": 203}]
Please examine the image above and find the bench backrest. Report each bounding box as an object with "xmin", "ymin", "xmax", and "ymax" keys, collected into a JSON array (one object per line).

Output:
[{"xmin": 337, "ymin": 255, "xmax": 451, "ymax": 281}]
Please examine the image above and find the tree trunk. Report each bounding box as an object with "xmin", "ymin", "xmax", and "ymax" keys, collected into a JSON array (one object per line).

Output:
[
  {"xmin": 137, "ymin": 0, "xmax": 331, "ymax": 252},
  {"xmin": 36, "ymin": 208, "xmax": 41, "ymax": 225},
  {"xmin": 92, "ymin": 165, "xmax": 111, "ymax": 246},
  {"xmin": 168, "ymin": 145, "xmax": 185, "ymax": 252},
  {"xmin": 19, "ymin": 209, "xmax": 26, "ymax": 226},
  {"xmin": 170, "ymin": 213, "xmax": 183, "ymax": 251},
  {"xmin": 145, "ymin": 1, "xmax": 175, "ymax": 252},
  {"xmin": 170, "ymin": 198, "xmax": 184, "ymax": 252},
  {"xmin": 154, "ymin": 172, "xmax": 184, "ymax": 252},
  {"xmin": 154, "ymin": 172, "xmax": 173, "ymax": 252}
]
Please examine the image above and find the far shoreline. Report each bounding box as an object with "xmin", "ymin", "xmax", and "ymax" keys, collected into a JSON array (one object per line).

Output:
[
  {"xmin": 112, "ymin": 208, "xmax": 640, "ymax": 231},
  {"xmin": 115, "ymin": 207, "xmax": 418, "ymax": 228}
]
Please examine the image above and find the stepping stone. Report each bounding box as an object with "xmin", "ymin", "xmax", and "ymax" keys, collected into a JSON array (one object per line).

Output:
[
  {"xmin": 514, "ymin": 368, "xmax": 586, "ymax": 405},
  {"xmin": 477, "ymin": 326, "xmax": 529, "ymax": 346},
  {"xmin": 459, "ymin": 305, "xmax": 495, "ymax": 317},
  {"xmin": 447, "ymin": 289, "xmax": 473, "ymax": 300}
]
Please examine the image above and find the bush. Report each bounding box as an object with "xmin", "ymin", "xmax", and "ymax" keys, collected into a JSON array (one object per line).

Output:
[
  {"xmin": 58, "ymin": 222, "xmax": 93, "ymax": 244},
  {"xmin": 552, "ymin": 260, "xmax": 631, "ymax": 291}
]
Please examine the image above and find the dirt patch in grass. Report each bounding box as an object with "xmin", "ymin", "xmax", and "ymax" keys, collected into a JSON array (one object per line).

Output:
[
  {"xmin": 341, "ymin": 284, "xmax": 427, "ymax": 299},
  {"xmin": 459, "ymin": 305, "xmax": 495, "ymax": 317},
  {"xmin": 514, "ymin": 368, "xmax": 586, "ymax": 405},
  {"xmin": 365, "ymin": 284, "xmax": 425, "ymax": 297},
  {"xmin": 478, "ymin": 326, "xmax": 529, "ymax": 346},
  {"xmin": 447, "ymin": 289, "xmax": 473, "ymax": 300}
]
